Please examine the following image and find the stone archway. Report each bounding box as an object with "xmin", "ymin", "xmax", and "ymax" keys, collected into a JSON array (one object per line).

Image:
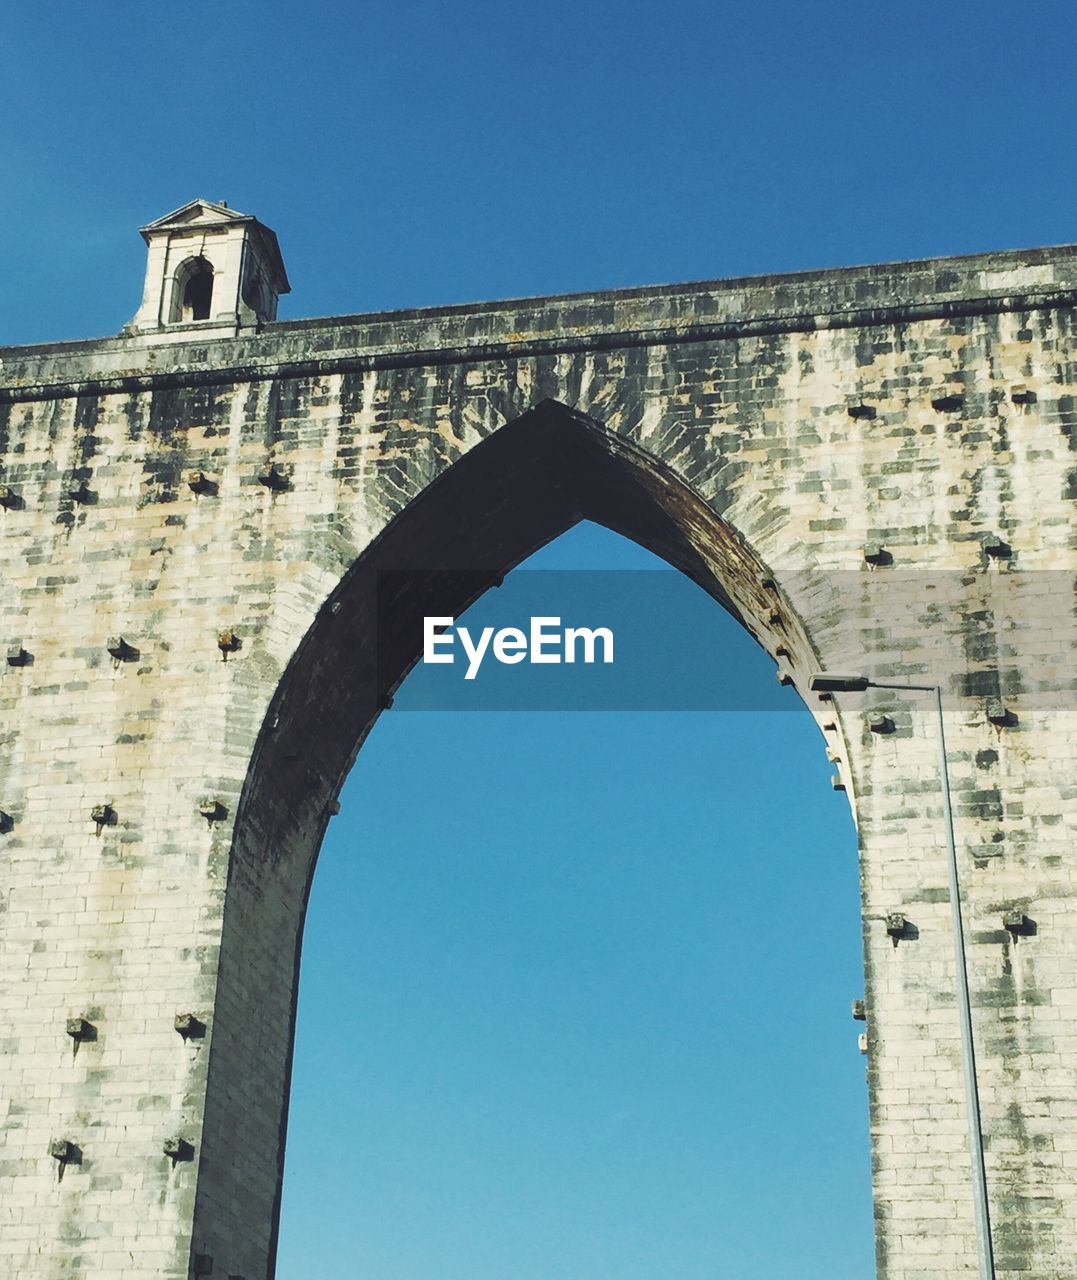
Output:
[
  {"xmin": 2, "ymin": 242, "xmax": 1074, "ymax": 1279},
  {"xmin": 196, "ymin": 399, "xmax": 835, "ymax": 1275}
]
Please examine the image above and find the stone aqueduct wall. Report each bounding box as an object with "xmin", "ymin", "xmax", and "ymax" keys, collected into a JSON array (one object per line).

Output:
[{"xmin": 1, "ymin": 248, "xmax": 1075, "ymax": 1278}]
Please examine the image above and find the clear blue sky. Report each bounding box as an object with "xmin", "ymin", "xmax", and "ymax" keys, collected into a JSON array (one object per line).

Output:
[{"xmin": 5, "ymin": 3, "xmax": 1075, "ymax": 1276}]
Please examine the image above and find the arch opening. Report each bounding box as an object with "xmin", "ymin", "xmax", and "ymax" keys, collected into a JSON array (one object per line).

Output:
[
  {"xmin": 276, "ymin": 520, "xmax": 873, "ymax": 1278},
  {"xmin": 171, "ymin": 255, "xmax": 214, "ymax": 322},
  {"xmin": 197, "ymin": 399, "xmax": 864, "ymax": 1277}
]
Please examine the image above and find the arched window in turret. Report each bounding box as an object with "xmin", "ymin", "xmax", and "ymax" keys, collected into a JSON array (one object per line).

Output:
[{"xmin": 171, "ymin": 257, "xmax": 215, "ymax": 323}]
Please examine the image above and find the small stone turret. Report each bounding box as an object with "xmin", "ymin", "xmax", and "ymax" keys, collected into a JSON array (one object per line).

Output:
[{"xmin": 125, "ymin": 198, "xmax": 289, "ymax": 338}]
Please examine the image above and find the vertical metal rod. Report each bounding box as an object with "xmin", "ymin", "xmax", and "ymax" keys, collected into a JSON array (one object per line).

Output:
[
  {"xmin": 801, "ymin": 672, "xmax": 999, "ymax": 1270},
  {"xmin": 932, "ymin": 684, "xmax": 996, "ymax": 1279},
  {"xmin": 866, "ymin": 678, "xmax": 997, "ymax": 1273}
]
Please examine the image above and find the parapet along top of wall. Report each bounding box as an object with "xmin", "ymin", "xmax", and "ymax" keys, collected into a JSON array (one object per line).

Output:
[
  {"xmin": 3, "ymin": 240, "xmax": 1077, "ymax": 398},
  {"xmin": 4, "ymin": 281, "xmax": 1077, "ymax": 408}
]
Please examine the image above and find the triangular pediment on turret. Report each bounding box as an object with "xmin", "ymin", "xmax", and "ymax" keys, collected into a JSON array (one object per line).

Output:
[
  {"xmin": 136, "ymin": 198, "xmax": 288, "ymax": 293},
  {"xmin": 140, "ymin": 199, "xmax": 252, "ymax": 237}
]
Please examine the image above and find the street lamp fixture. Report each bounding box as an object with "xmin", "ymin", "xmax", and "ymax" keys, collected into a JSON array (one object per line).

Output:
[
  {"xmin": 806, "ymin": 671, "xmax": 871, "ymax": 693},
  {"xmin": 808, "ymin": 671, "xmax": 996, "ymax": 1280}
]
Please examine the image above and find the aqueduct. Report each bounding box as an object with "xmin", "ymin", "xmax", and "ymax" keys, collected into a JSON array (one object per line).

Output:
[{"xmin": 1, "ymin": 200, "xmax": 1075, "ymax": 1278}]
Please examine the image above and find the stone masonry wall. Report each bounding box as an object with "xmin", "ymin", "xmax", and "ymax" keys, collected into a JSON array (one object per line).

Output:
[{"xmin": 0, "ymin": 247, "xmax": 1075, "ymax": 1277}]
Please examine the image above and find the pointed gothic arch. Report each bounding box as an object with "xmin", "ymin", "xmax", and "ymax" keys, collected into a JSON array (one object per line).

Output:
[{"xmin": 194, "ymin": 398, "xmax": 841, "ymax": 1273}]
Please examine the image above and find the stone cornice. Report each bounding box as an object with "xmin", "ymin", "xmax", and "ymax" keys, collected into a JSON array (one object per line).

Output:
[{"xmin": 2, "ymin": 244, "xmax": 1076, "ymax": 405}]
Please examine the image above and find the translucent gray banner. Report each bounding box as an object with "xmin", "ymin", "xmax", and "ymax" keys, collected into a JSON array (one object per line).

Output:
[{"xmin": 376, "ymin": 569, "xmax": 1076, "ymax": 713}]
